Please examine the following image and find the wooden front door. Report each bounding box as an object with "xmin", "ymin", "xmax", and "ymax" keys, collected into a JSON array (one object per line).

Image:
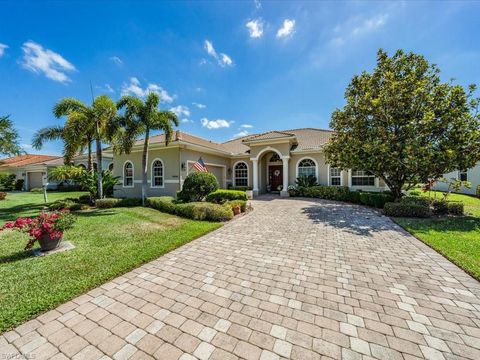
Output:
[{"xmin": 269, "ymin": 165, "xmax": 283, "ymax": 192}]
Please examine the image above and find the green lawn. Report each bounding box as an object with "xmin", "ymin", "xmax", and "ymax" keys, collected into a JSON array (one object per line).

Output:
[
  {"xmin": 0, "ymin": 192, "xmax": 221, "ymax": 333},
  {"xmin": 395, "ymin": 191, "xmax": 480, "ymax": 281}
]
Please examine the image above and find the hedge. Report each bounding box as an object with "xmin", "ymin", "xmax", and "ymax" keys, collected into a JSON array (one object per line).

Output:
[
  {"xmin": 400, "ymin": 195, "xmax": 432, "ymax": 207},
  {"xmin": 206, "ymin": 189, "xmax": 247, "ymax": 203},
  {"xmin": 447, "ymin": 201, "xmax": 464, "ymax": 215},
  {"xmin": 95, "ymin": 197, "xmax": 142, "ymax": 209},
  {"xmin": 358, "ymin": 192, "xmax": 394, "ymax": 208},
  {"xmin": 177, "ymin": 172, "xmax": 219, "ymax": 202},
  {"xmin": 384, "ymin": 202, "xmax": 431, "ymax": 218},
  {"xmin": 147, "ymin": 197, "xmax": 234, "ymax": 222},
  {"xmin": 0, "ymin": 173, "xmax": 16, "ymax": 191}
]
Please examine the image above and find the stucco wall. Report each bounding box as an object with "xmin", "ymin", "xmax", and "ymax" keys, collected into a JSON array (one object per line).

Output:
[
  {"xmin": 181, "ymin": 149, "xmax": 230, "ymax": 189},
  {"xmin": 434, "ymin": 164, "xmax": 480, "ymax": 195}
]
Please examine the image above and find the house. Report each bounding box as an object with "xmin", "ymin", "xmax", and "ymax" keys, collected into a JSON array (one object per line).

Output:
[
  {"xmin": 434, "ymin": 164, "xmax": 480, "ymax": 196},
  {"xmin": 112, "ymin": 128, "xmax": 388, "ymax": 198},
  {"xmin": 0, "ymin": 152, "xmax": 113, "ymax": 190}
]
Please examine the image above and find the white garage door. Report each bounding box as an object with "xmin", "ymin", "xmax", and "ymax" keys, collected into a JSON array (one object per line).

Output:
[{"xmin": 27, "ymin": 172, "xmax": 43, "ymax": 190}]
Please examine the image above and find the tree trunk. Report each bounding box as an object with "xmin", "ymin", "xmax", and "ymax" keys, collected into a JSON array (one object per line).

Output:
[
  {"xmin": 87, "ymin": 140, "xmax": 93, "ymax": 172},
  {"xmin": 141, "ymin": 128, "xmax": 150, "ymax": 206},
  {"xmin": 95, "ymin": 135, "xmax": 103, "ymax": 200}
]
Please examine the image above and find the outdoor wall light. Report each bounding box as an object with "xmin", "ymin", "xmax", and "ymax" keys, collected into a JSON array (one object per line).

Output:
[{"xmin": 181, "ymin": 162, "xmax": 186, "ymax": 171}]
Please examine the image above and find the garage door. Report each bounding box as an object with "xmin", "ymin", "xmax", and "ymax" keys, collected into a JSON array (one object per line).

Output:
[
  {"xmin": 188, "ymin": 165, "xmax": 225, "ymax": 188},
  {"xmin": 27, "ymin": 172, "xmax": 43, "ymax": 190}
]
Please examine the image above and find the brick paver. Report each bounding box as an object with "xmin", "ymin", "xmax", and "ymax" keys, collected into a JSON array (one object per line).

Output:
[{"xmin": 1, "ymin": 197, "xmax": 480, "ymax": 359}]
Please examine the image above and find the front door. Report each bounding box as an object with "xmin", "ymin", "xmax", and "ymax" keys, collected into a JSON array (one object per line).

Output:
[{"xmin": 269, "ymin": 165, "xmax": 283, "ymax": 192}]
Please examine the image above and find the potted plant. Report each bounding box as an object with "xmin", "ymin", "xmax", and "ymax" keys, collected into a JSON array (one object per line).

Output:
[
  {"xmin": 1, "ymin": 210, "xmax": 75, "ymax": 252},
  {"xmin": 245, "ymin": 187, "xmax": 253, "ymax": 200}
]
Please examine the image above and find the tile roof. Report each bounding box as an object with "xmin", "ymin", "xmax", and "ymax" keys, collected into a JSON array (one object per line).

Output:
[
  {"xmin": 142, "ymin": 131, "xmax": 232, "ymax": 153},
  {"xmin": 241, "ymin": 130, "xmax": 295, "ymax": 142},
  {"xmin": 0, "ymin": 154, "xmax": 62, "ymax": 168}
]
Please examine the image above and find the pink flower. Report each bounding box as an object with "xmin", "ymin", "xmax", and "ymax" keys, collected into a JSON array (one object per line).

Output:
[{"xmin": 2, "ymin": 222, "xmax": 15, "ymax": 229}]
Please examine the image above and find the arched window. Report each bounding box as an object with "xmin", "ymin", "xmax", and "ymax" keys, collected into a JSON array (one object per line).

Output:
[
  {"xmin": 234, "ymin": 162, "xmax": 248, "ymax": 187},
  {"xmin": 123, "ymin": 161, "xmax": 134, "ymax": 187},
  {"xmin": 298, "ymin": 158, "xmax": 316, "ymax": 178},
  {"xmin": 151, "ymin": 159, "xmax": 164, "ymax": 187}
]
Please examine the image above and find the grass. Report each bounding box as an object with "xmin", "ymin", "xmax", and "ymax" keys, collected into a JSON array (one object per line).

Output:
[
  {"xmin": 395, "ymin": 191, "xmax": 480, "ymax": 281},
  {"xmin": 0, "ymin": 192, "xmax": 221, "ymax": 333}
]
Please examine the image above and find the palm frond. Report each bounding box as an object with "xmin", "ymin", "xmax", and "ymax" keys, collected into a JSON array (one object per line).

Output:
[
  {"xmin": 31, "ymin": 126, "xmax": 64, "ymax": 150},
  {"xmin": 53, "ymin": 98, "xmax": 89, "ymax": 118}
]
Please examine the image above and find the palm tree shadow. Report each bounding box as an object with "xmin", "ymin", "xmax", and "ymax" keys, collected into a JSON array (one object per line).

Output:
[
  {"xmin": 301, "ymin": 200, "xmax": 396, "ymax": 237},
  {"xmin": 0, "ymin": 203, "xmax": 47, "ymax": 222},
  {"xmin": 0, "ymin": 249, "xmax": 35, "ymax": 264}
]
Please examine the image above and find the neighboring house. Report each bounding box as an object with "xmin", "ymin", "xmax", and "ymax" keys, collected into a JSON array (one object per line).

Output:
[
  {"xmin": 112, "ymin": 128, "xmax": 388, "ymax": 198},
  {"xmin": 434, "ymin": 164, "xmax": 480, "ymax": 196},
  {"xmin": 0, "ymin": 152, "xmax": 113, "ymax": 190}
]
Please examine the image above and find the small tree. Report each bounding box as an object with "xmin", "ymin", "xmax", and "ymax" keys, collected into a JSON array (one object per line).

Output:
[
  {"xmin": 325, "ymin": 49, "xmax": 480, "ymax": 200},
  {"xmin": 0, "ymin": 115, "xmax": 22, "ymax": 157}
]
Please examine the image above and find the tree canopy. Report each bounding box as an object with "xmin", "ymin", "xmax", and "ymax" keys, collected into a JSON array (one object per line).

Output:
[
  {"xmin": 0, "ymin": 115, "xmax": 22, "ymax": 157},
  {"xmin": 324, "ymin": 49, "xmax": 480, "ymax": 199}
]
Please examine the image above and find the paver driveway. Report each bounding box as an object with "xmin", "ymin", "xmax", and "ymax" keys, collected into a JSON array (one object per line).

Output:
[{"xmin": 1, "ymin": 197, "xmax": 480, "ymax": 360}]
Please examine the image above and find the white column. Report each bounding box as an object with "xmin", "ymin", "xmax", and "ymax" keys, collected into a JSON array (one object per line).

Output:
[
  {"xmin": 252, "ymin": 159, "xmax": 259, "ymax": 195},
  {"xmin": 281, "ymin": 157, "xmax": 289, "ymax": 196}
]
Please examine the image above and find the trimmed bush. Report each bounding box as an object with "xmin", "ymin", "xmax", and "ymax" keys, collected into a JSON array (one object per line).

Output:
[
  {"xmin": 447, "ymin": 201, "xmax": 464, "ymax": 215},
  {"xmin": 225, "ymin": 200, "xmax": 247, "ymax": 213},
  {"xmin": 345, "ymin": 190, "xmax": 361, "ymax": 204},
  {"xmin": 296, "ymin": 186, "xmax": 351, "ymax": 201},
  {"xmin": 358, "ymin": 192, "xmax": 394, "ymax": 208},
  {"xmin": 206, "ymin": 189, "xmax": 247, "ymax": 204},
  {"xmin": 408, "ymin": 190, "xmax": 421, "ymax": 196},
  {"xmin": 400, "ymin": 195, "xmax": 432, "ymax": 207},
  {"xmin": 432, "ymin": 199, "xmax": 448, "ymax": 215},
  {"xmin": 384, "ymin": 202, "xmax": 431, "ymax": 218},
  {"xmin": 95, "ymin": 198, "xmax": 121, "ymax": 209},
  {"xmin": 175, "ymin": 202, "xmax": 233, "ymax": 222},
  {"xmin": 0, "ymin": 173, "xmax": 16, "ymax": 191},
  {"xmin": 69, "ymin": 203, "xmax": 90, "ymax": 211},
  {"xmin": 228, "ymin": 185, "xmax": 252, "ymax": 191},
  {"xmin": 177, "ymin": 172, "xmax": 219, "ymax": 202},
  {"xmin": 146, "ymin": 197, "xmax": 177, "ymax": 214},
  {"xmin": 78, "ymin": 194, "xmax": 92, "ymax": 204},
  {"xmin": 48, "ymin": 198, "xmax": 78, "ymax": 211},
  {"xmin": 14, "ymin": 179, "xmax": 24, "ymax": 191},
  {"xmin": 117, "ymin": 198, "xmax": 143, "ymax": 207}
]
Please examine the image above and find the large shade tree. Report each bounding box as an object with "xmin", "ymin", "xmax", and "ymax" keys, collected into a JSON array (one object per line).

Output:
[
  {"xmin": 0, "ymin": 115, "xmax": 22, "ymax": 157},
  {"xmin": 116, "ymin": 92, "xmax": 178, "ymax": 205},
  {"xmin": 325, "ymin": 49, "xmax": 480, "ymax": 199}
]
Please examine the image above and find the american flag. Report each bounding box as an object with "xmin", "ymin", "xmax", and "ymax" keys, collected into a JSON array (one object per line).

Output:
[{"xmin": 193, "ymin": 157, "xmax": 208, "ymax": 172}]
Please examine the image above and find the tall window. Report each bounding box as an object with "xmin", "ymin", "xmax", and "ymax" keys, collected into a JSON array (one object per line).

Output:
[
  {"xmin": 351, "ymin": 170, "xmax": 375, "ymax": 186},
  {"xmin": 234, "ymin": 162, "xmax": 248, "ymax": 187},
  {"xmin": 459, "ymin": 170, "xmax": 468, "ymax": 182},
  {"xmin": 330, "ymin": 167, "xmax": 341, "ymax": 186},
  {"xmin": 152, "ymin": 159, "xmax": 164, "ymax": 187},
  {"xmin": 123, "ymin": 161, "xmax": 133, "ymax": 187},
  {"xmin": 298, "ymin": 159, "xmax": 316, "ymax": 178}
]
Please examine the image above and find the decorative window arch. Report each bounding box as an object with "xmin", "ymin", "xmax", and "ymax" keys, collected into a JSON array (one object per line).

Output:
[
  {"xmin": 123, "ymin": 161, "xmax": 134, "ymax": 187},
  {"xmin": 297, "ymin": 158, "xmax": 317, "ymax": 179},
  {"xmin": 151, "ymin": 159, "xmax": 164, "ymax": 188},
  {"xmin": 234, "ymin": 161, "xmax": 249, "ymax": 187}
]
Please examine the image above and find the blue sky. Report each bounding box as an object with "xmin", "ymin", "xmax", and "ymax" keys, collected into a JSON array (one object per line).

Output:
[{"xmin": 0, "ymin": 0, "xmax": 479, "ymax": 155}]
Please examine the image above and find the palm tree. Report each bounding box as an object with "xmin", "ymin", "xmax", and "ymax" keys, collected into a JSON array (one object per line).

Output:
[
  {"xmin": 117, "ymin": 92, "xmax": 179, "ymax": 205},
  {"xmin": 51, "ymin": 96, "xmax": 117, "ymax": 199}
]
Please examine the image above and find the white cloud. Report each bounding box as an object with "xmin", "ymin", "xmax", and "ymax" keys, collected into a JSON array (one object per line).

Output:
[
  {"xmin": 192, "ymin": 102, "xmax": 206, "ymax": 109},
  {"xmin": 204, "ymin": 40, "xmax": 234, "ymax": 67},
  {"xmin": 110, "ymin": 56, "xmax": 123, "ymax": 65},
  {"xmin": 0, "ymin": 43, "xmax": 8, "ymax": 57},
  {"xmin": 181, "ymin": 118, "xmax": 193, "ymax": 124},
  {"xmin": 201, "ymin": 118, "xmax": 232, "ymax": 129},
  {"xmin": 331, "ymin": 14, "xmax": 388, "ymax": 46},
  {"xmin": 246, "ymin": 19, "xmax": 264, "ymax": 38},
  {"xmin": 240, "ymin": 124, "xmax": 253, "ymax": 128},
  {"xmin": 21, "ymin": 41, "xmax": 76, "ymax": 83},
  {"xmin": 170, "ymin": 105, "xmax": 190, "ymax": 117},
  {"xmin": 121, "ymin": 77, "xmax": 174, "ymax": 102},
  {"xmin": 254, "ymin": 0, "xmax": 261, "ymax": 9},
  {"xmin": 276, "ymin": 19, "xmax": 296, "ymax": 38},
  {"xmin": 234, "ymin": 130, "xmax": 249, "ymax": 137},
  {"xmin": 96, "ymin": 83, "xmax": 115, "ymax": 93}
]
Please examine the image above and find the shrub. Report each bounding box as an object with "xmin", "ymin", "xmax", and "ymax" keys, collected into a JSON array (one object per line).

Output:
[
  {"xmin": 146, "ymin": 197, "xmax": 177, "ymax": 214},
  {"xmin": 78, "ymin": 194, "xmax": 92, "ymax": 204},
  {"xmin": 296, "ymin": 186, "xmax": 351, "ymax": 202},
  {"xmin": 408, "ymin": 190, "xmax": 421, "ymax": 196},
  {"xmin": 69, "ymin": 203, "xmax": 90, "ymax": 211},
  {"xmin": 14, "ymin": 179, "xmax": 24, "ymax": 191},
  {"xmin": 432, "ymin": 199, "xmax": 448, "ymax": 215},
  {"xmin": 117, "ymin": 198, "xmax": 143, "ymax": 207},
  {"xmin": 225, "ymin": 200, "xmax": 247, "ymax": 213},
  {"xmin": 175, "ymin": 202, "xmax": 233, "ymax": 222},
  {"xmin": 30, "ymin": 187, "xmax": 43, "ymax": 193},
  {"xmin": 206, "ymin": 189, "xmax": 247, "ymax": 204},
  {"xmin": 400, "ymin": 195, "xmax": 432, "ymax": 207},
  {"xmin": 384, "ymin": 202, "xmax": 431, "ymax": 218},
  {"xmin": 477, "ymin": 185, "xmax": 480, "ymax": 198},
  {"xmin": 0, "ymin": 192, "xmax": 6, "ymax": 200},
  {"xmin": 228, "ymin": 185, "xmax": 252, "ymax": 191},
  {"xmin": 358, "ymin": 192, "xmax": 394, "ymax": 208},
  {"xmin": 447, "ymin": 201, "xmax": 464, "ymax": 215},
  {"xmin": 48, "ymin": 199, "xmax": 78, "ymax": 211},
  {"xmin": 345, "ymin": 190, "xmax": 361, "ymax": 204},
  {"xmin": 177, "ymin": 172, "xmax": 219, "ymax": 202},
  {"xmin": 0, "ymin": 173, "xmax": 16, "ymax": 191},
  {"xmin": 95, "ymin": 198, "xmax": 121, "ymax": 209},
  {"xmin": 295, "ymin": 175, "xmax": 318, "ymax": 188}
]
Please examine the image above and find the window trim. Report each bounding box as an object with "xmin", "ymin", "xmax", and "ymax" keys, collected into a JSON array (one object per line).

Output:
[
  {"xmin": 295, "ymin": 157, "xmax": 318, "ymax": 180},
  {"xmin": 123, "ymin": 160, "xmax": 134, "ymax": 188},
  {"xmin": 150, "ymin": 158, "xmax": 165, "ymax": 188},
  {"xmin": 328, "ymin": 165, "xmax": 343, "ymax": 186},
  {"xmin": 350, "ymin": 170, "xmax": 375, "ymax": 187},
  {"xmin": 233, "ymin": 161, "xmax": 249, "ymax": 188}
]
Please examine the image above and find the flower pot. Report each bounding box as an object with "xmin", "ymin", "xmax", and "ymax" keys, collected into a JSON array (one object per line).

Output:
[
  {"xmin": 245, "ymin": 190, "xmax": 253, "ymax": 199},
  {"xmin": 38, "ymin": 233, "xmax": 62, "ymax": 252},
  {"xmin": 232, "ymin": 205, "xmax": 242, "ymax": 215}
]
